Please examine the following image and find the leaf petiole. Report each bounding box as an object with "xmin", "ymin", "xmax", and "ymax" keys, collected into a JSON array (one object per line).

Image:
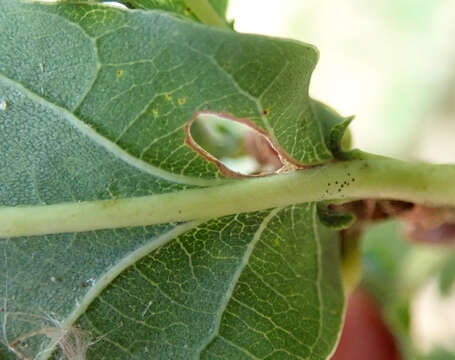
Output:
[{"xmin": 2, "ymin": 152, "xmax": 455, "ymax": 238}]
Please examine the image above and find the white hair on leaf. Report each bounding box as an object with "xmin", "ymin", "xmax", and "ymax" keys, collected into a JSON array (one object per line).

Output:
[{"xmin": 7, "ymin": 314, "xmax": 92, "ymax": 360}]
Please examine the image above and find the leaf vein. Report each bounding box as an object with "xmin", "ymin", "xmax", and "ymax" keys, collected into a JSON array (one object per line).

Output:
[
  {"xmin": 0, "ymin": 73, "xmax": 220, "ymax": 186},
  {"xmin": 196, "ymin": 208, "xmax": 280, "ymax": 357}
]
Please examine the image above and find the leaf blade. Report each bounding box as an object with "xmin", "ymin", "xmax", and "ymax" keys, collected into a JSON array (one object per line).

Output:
[{"xmin": 0, "ymin": 2, "xmax": 345, "ymax": 359}]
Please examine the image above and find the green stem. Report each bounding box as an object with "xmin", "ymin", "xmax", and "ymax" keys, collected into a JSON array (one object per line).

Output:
[
  {"xmin": 2, "ymin": 153, "xmax": 455, "ymax": 238},
  {"xmin": 185, "ymin": 0, "xmax": 229, "ymax": 29}
]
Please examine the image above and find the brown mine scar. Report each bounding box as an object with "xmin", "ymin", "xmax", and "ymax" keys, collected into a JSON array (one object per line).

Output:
[{"xmin": 184, "ymin": 111, "xmax": 307, "ymax": 178}]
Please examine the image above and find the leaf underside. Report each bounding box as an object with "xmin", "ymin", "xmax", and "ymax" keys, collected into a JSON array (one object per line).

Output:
[{"xmin": 0, "ymin": 1, "xmax": 346, "ymax": 359}]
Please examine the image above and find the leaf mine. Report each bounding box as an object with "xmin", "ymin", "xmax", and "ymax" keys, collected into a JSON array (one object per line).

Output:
[{"xmin": 185, "ymin": 111, "xmax": 301, "ymax": 177}]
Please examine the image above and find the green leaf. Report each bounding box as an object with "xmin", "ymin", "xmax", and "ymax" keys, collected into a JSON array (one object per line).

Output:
[
  {"xmin": 438, "ymin": 252, "xmax": 455, "ymax": 297},
  {"xmin": 207, "ymin": 0, "xmax": 229, "ymax": 20},
  {"xmin": 120, "ymin": 0, "xmax": 229, "ymax": 19},
  {"xmin": 73, "ymin": 0, "xmax": 231, "ymax": 29},
  {"xmin": 426, "ymin": 348, "xmax": 455, "ymax": 360},
  {"xmin": 0, "ymin": 1, "xmax": 344, "ymax": 359},
  {"xmin": 362, "ymin": 221, "xmax": 411, "ymax": 304},
  {"xmin": 316, "ymin": 203, "xmax": 356, "ymax": 230},
  {"xmin": 76, "ymin": 206, "xmax": 343, "ymax": 359},
  {"xmin": 311, "ymin": 100, "xmax": 353, "ymax": 159},
  {"xmin": 0, "ymin": 346, "xmax": 17, "ymax": 360}
]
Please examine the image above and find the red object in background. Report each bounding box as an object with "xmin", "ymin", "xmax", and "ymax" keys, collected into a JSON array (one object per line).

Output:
[{"xmin": 332, "ymin": 289, "xmax": 401, "ymax": 360}]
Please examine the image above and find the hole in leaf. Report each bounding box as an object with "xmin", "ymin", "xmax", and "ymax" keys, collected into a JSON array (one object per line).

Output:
[
  {"xmin": 186, "ymin": 112, "xmax": 284, "ymax": 177},
  {"xmin": 102, "ymin": 1, "xmax": 128, "ymax": 9}
]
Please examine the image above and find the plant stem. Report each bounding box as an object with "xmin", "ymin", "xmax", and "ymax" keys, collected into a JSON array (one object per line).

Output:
[
  {"xmin": 2, "ymin": 152, "xmax": 455, "ymax": 238},
  {"xmin": 185, "ymin": 0, "xmax": 229, "ymax": 29}
]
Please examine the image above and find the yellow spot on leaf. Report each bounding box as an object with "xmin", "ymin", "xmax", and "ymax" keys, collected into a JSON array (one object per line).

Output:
[
  {"xmin": 274, "ymin": 238, "xmax": 280, "ymax": 247},
  {"xmin": 178, "ymin": 98, "xmax": 186, "ymax": 105},
  {"xmin": 165, "ymin": 93, "xmax": 172, "ymax": 101},
  {"xmin": 117, "ymin": 69, "xmax": 124, "ymax": 78},
  {"xmin": 153, "ymin": 109, "xmax": 159, "ymax": 117}
]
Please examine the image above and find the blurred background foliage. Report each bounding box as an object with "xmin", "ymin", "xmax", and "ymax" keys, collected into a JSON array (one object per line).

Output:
[
  {"xmin": 228, "ymin": 0, "xmax": 455, "ymax": 161},
  {"xmin": 227, "ymin": 1, "xmax": 455, "ymax": 359}
]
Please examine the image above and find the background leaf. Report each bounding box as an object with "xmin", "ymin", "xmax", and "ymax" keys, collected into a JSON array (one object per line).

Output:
[
  {"xmin": 0, "ymin": 1, "xmax": 345, "ymax": 359},
  {"xmin": 68, "ymin": 0, "xmax": 230, "ymax": 32}
]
